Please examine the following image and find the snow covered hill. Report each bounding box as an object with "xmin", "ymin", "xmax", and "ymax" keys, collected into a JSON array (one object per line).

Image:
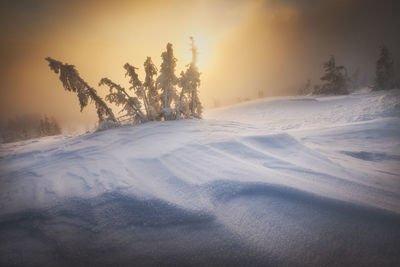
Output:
[{"xmin": 1, "ymin": 89, "xmax": 400, "ymax": 266}]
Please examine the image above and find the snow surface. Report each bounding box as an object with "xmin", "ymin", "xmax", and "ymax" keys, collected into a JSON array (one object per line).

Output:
[{"xmin": 0, "ymin": 89, "xmax": 400, "ymax": 266}]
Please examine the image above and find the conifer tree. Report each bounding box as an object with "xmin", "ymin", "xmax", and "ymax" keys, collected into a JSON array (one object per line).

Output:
[
  {"xmin": 46, "ymin": 41, "xmax": 205, "ymax": 128},
  {"xmin": 177, "ymin": 37, "xmax": 202, "ymax": 119},
  {"xmin": 176, "ymin": 71, "xmax": 190, "ymax": 120},
  {"xmin": 45, "ymin": 57, "xmax": 117, "ymax": 123},
  {"xmin": 144, "ymin": 57, "xmax": 160, "ymax": 120},
  {"xmin": 37, "ymin": 115, "xmax": 61, "ymax": 137},
  {"xmin": 157, "ymin": 43, "xmax": 178, "ymax": 120},
  {"xmin": 313, "ymin": 56, "xmax": 348, "ymax": 95},
  {"xmin": 99, "ymin": 78, "xmax": 146, "ymax": 123},
  {"xmin": 373, "ymin": 45, "xmax": 396, "ymax": 90},
  {"xmin": 124, "ymin": 63, "xmax": 150, "ymax": 120}
]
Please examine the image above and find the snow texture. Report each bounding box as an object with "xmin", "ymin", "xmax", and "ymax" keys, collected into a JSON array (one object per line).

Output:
[{"xmin": 0, "ymin": 89, "xmax": 400, "ymax": 266}]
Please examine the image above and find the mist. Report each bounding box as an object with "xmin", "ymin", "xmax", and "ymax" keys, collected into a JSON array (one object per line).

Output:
[
  {"xmin": 1, "ymin": 1, "xmax": 400, "ymax": 265},
  {"xmin": 1, "ymin": 0, "xmax": 399, "ymax": 130},
  {"xmin": 207, "ymin": 0, "xmax": 400, "ymax": 104}
]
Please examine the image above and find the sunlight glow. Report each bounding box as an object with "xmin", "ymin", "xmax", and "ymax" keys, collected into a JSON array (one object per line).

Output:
[{"xmin": 186, "ymin": 33, "xmax": 214, "ymax": 70}]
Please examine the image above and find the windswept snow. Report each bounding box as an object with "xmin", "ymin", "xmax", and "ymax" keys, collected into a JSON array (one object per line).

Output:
[{"xmin": 1, "ymin": 89, "xmax": 400, "ymax": 266}]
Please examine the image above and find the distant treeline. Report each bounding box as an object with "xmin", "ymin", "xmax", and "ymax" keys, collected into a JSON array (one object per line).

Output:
[
  {"xmin": 298, "ymin": 45, "xmax": 398, "ymax": 96},
  {"xmin": 0, "ymin": 115, "xmax": 61, "ymax": 143},
  {"xmin": 230, "ymin": 45, "xmax": 398, "ymax": 105}
]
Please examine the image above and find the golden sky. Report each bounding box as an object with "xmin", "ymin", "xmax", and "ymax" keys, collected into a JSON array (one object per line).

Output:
[{"xmin": 1, "ymin": 0, "xmax": 399, "ymax": 130}]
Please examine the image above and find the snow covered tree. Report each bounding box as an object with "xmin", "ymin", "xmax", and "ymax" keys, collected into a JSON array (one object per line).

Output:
[
  {"xmin": 157, "ymin": 43, "xmax": 178, "ymax": 120},
  {"xmin": 124, "ymin": 63, "xmax": 151, "ymax": 121},
  {"xmin": 373, "ymin": 45, "xmax": 396, "ymax": 90},
  {"xmin": 176, "ymin": 71, "xmax": 190, "ymax": 120},
  {"xmin": 177, "ymin": 37, "xmax": 202, "ymax": 119},
  {"xmin": 46, "ymin": 40, "xmax": 204, "ymax": 128},
  {"xmin": 144, "ymin": 57, "xmax": 160, "ymax": 120},
  {"xmin": 99, "ymin": 78, "xmax": 146, "ymax": 124},
  {"xmin": 313, "ymin": 56, "xmax": 349, "ymax": 95},
  {"xmin": 101, "ymin": 60, "xmax": 161, "ymax": 124},
  {"xmin": 45, "ymin": 57, "xmax": 117, "ymax": 123}
]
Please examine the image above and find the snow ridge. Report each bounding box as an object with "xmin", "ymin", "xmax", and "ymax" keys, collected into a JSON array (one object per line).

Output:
[{"xmin": 0, "ymin": 89, "xmax": 399, "ymax": 266}]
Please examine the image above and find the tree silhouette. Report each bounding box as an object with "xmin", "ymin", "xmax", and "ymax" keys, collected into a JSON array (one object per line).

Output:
[
  {"xmin": 178, "ymin": 37, "xmax": 202, "ymax": 119},
  {"xmin": 374, "ymin": 45, "xmax": 396, "ymax": 90},
  {"xmin": 99, "ymin": 78, "xmax": 146, "ymax": 124},
  {"xmin": 144, "ymin": 57, "xmax": 160, "ymax": 120},
  {"xmin": 124, "ymin": 63, "xmax": 151, "ymax": 120},
  {"xmin": 46, "ymin": 40, "xmax": 203, "ymax": 128},
  {"xmin": 45, "ymin": 57, "xmax": 117, "ymax": 123},
  {"xmin": 313, "ymin": 56, "xmax": 348, "ymax": 95},
  {"xmin": 157, "ymin": 43, "xmax": 178, "ymax": 120}
]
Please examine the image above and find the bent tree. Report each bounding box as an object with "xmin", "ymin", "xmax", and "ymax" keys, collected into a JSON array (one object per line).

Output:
[
  {"xmin": 45, "ymin": 57, "xmax": 117, "ymax": 123},
  {"xmin": 46, "ymin": 37, "xmax": 202, "ymax": 126},
  {"xmin": 98, "ymin": 78, "xmax": 146, "ymax": 124}
]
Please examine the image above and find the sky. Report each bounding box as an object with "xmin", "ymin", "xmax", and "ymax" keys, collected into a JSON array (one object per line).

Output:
[{"xmin": 1, "ymin": 0, "xmax": 399, "ymax": 130}]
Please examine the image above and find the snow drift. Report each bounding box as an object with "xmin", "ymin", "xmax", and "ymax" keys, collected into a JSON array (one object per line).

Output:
[{"xmin": 1, "ymin": 89, "xmax": 400, "ymax": 266}]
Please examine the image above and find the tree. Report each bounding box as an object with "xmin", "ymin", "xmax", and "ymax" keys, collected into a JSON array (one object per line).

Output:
[
  {"xmin": 177, "ymin": 37, "xmax": 202, "ymax": 119},
  {"xmin": 99, "ymin": 78, "xmax": 146, "ymax": 124},
  {"xmin": 143, "ymin": 57, "xmax": 160, "ymax": 120},
  {"xmin": 46, "ymin": 40, "xmax": 203, "ymax": 128},
  {"xmin": 100, "ymin": 59, "xmax": 161, "ymax": 124},
  {"xmin": 157, "ymin": 43, "xmax": 178, "ymax": 120},
  {"xmin": 373, "ymin": 45, "xmax": 396, "ymax": 90},
  {"xmin": 124, "ymin": 63, "xmax": 151, "ymax": 121},
  {"xmin": 40, "ymin": 116, "xmax": 61, "ymax": 136},
  {"xmin": 45, "ymin": 57, "xmax": 117, "ymax": 123},
  {"xmin": 1, "ymin": 114, "xmax": 60, "ymax": 143},
  {"xmin": 313, "ymin": 56, "xmax": 349, "ymax": 95}
]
